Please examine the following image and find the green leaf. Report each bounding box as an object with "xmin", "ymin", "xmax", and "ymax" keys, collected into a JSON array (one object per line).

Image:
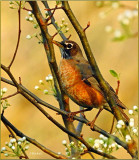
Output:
[{"xmin": 109, "ymin": 70, "xmax": 119, "ymax": 79}]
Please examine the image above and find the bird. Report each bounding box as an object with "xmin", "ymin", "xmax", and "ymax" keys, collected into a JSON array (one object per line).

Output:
[{"xmin": 53, "ymin": 40, "xmax": 129, "ymax": 127}]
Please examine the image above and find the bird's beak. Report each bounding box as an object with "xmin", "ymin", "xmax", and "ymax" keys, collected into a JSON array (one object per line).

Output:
[{"xmin": 52, "ymin": 40, "xmax": 64, "ymax": 48}]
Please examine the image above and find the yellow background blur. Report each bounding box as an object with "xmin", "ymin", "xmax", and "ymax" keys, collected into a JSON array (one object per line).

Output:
[{"xmin": 1, "ymin": 1, "xmax": 138, "ymax": 159}]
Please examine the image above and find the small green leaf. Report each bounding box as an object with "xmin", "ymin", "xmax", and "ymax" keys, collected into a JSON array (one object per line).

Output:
[{"xmin": 109, "ymin": 70, "xmax": 119, "ymax": 79}]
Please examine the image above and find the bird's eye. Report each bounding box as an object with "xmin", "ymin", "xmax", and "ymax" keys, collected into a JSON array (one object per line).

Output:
[{"xmin": 66, "ymin": 43, "xmax": 73, "ymax": 49}]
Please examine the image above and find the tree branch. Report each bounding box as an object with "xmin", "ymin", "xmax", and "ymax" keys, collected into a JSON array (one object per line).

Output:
[
  {"xmin": 1, "ymin": 115, "xmax": 67, "ymax": 159},
  {"xmin": 8, "ymin": 1, "xmax": 21, "ymax": 69}
]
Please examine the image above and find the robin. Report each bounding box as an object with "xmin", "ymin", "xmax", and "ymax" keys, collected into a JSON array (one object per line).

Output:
[{"xmin": 53, "ymin": 40, "xmax": 129, "ymax": 126}]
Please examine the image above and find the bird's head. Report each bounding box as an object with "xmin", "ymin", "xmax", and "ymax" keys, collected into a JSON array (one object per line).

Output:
[{"xmin": 59, "ymin": 40, "xmax": 83, "ymax": 59}]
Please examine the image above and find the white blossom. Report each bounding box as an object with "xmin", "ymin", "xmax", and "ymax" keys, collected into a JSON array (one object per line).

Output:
[
  {"xmin": 11, "ymin": 146, "xmax": 15, "ymax": 150},
  {"xmin": 66, "ymin": 28, "xmax": 69, "ymax": 32},
  {"xmin": 70, "ymin": 141, "xmax": 75, "ymax": 146},
  {"xmin": 117, "ymin": 14, "xmax": 124, "ymax": 21},
  {"xmin": 129, "ymin": 121, "xmax": 134, "ymax": 127},
  {"xmin": 81, "ymin": 144, "xmax": 86, "ymax": 149},
  {"xmin": 118, "ymin": 120, "xmax": 125, "ymax": 126},
  {"xmin": 45, "ymin": 11, "xmax": 48, "ymax": 15},
  {"xmin": 4, "ymin": 153, "xmax": 8, "ymax": 157},
  {"xmin": 2, "ymin": 88, "xmax": 8, "ymax": 93},
  {"xmin": 57, "ymin": 152, "xmax": 61, "ymax": 155},
  {"xmin": 88, "ymin": 138, "xmax": 93, "ymax": 142},
  {"xmin": 25, "ymin": 146, "xmax": 29, "ymax": 150},
  {"xmin": 125, "ymin": 135, "xmax": 131, "ymax": 142},
  {"xmin": 114, "ymin": 30, "xmax": 122, "ymax": 38},
  {"xmin": 79, "ymin": 147, "xmax": 84, "ymax": 152},
  {"xmin": 18, "ymin": 138, "xmax": 23, "ymax": 142},
  {"xmin": 1, "ymin": 147, "xmax": 6, "ymax": 151},
  {"xmin": 60, "ymin": 24, "xmax": 64, "ymax": 28},
  {"xmin": 116, "ymin": 123, "xmax": 122, "ymax": 129},
  {"xmin": 133, "ymin": 128, "xmax": 137, "ymax": 134},
  {"xmin": 39, "ymin": 80, "xmax": 43, "ymax": 84},
  {"xmin": 124, "ymin": 10, "xmax": 133, "ymax": 19},
  {"xmin": 62, "ymin": 18, "xmax": 65, "ymax": 22},
  {"xmin": 64, "ymin": 22, "xmax": 68, "ymax": 27},
  {"xmin": 43, "ymin": 90, "xmax": 48, "ymax": 94},
  {"xmin": 34, "ymin": 86, "xmax": 39, "ymax": 90},
  {"xmin": 99, "ymin": 12, "xmax": 106, "ymax": 19},
  {"xmin": 99, "ymin": 134, "xmax": 104, "ymax": 139},
  {"xmin": 105, "ymin": 25, "xmax": 112, "ymax": 33},
  {"xmin": 28, "ymin": 11, "xmax": 32, "ymax": 16},
  {"xmin": 112, "ymin": 2, "xmax": 119, "ymax": 9},
  {"xmin": 22, "ymin": 137, "xmax": 26, "ymax": 141},
  {"xmin": 26, "ymin": 35, "xmax": 32, "ymax": 39},
  {"xmin": 122, "ymin": 18, "xmax": 130, "ymax": 25},
  {"xmin": 117, "ymin": 144, "xmax": 122, "ymax": 148},
  {"xmin": 48, "ymin": 74, "xmax": 53, "ymax": 80},
  {"xmin": 29, "ymin": 17, "xmax": 33, "ymax": 21},
  {"xmin": 97, "ymin": 148, "xmax": 103, "ymax": 152},
  {"xmin": 130, "ymin": 118, "xmax": 134, "ymax": 122},
  {"xmin": 62, "ymin": 140, "xmax": 67, "ymax": 145},
  {"xmin": 18, "ymin": 142, "xmax": 22, "ymax": 145},
  {"xmin": 128, "ymin": 110, "xmax": 133, "ymax": 115},
  {"xmin": 99, "ymin": 139, "xmax": 104, "ymax": 144},
  {"xmin": 133, "ymin": 105, "xmax": 138, "ymax": 111},
  {"xmin": 93, "ymin": 142, "xmax": 99, "ymax": 149},
  {"xmin": 104, "ymin": 143, "xmax": 107, "ymax": 148},
  {"xmin": 25, "ymin": 16, "xmax": 29, "ymax": 21},
  {"xmin": 10, "ymin": 138, "xmax": 16, "ymax": 143},
  {"xmin": 5, "ymin": 142, "xmax": 8, "ymax": 146},
  {"xmin": 8, "ymin": 143, "xmax": 12, "ymax": 148},
  {"xmin": 132, "ymin": 10, "xmax": 138, "ymax": 17},
  {"xmin": 111, "ymin": 143, "xmax": 116, "ymax": 148},
  {"xmin": 46, "ymin": 76, "xmax": 49, "ymax": 81}
]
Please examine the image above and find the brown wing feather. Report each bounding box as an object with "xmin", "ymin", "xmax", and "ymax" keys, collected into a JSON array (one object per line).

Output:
[{"xmin": 76, "ymin": 61, "xmax": 127, "ymax": 109}]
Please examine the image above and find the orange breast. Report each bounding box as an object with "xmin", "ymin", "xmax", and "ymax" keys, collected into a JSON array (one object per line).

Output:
[{"xmin": 59, "ymin": 59, "xmax": 104, "ymax": 108}]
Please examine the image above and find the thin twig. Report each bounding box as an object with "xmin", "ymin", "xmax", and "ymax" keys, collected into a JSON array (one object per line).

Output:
[
  {"xmin": 116, "ymin": 80, "xmax": 120, "ymax": 95},
  {"xmin": 110, "ymin": 115, "xmax": 115, "ymax": 134},
  {"xmin": 22, "ymin": 7, "xmax": 32, "ymax": 12},
  {"xmin": 83, "ymin": 21, "xmax": 90, "ymax": 32},
  {"xmin": 1, "ymin": 91, "xmax": 19, "ymax": 100},
  {"xmin": 46, "ymin": 5, "xmax": 58, "ymax": 22},
  {"xmin": 42, "ymin": 1, "xmax": 67, "ymax": 41},
  {"xmin": 45, "ymin": 6, "xmax": 63, "ymax": 11},
  {"xmin": 8, "ymin": 1, "xmax": 21, "ymax": 69}
]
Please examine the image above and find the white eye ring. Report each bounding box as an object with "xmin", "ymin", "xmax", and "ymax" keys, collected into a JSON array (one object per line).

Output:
[{"xmin": 65, "ymin": 43, "xmax": 73, "ymax": 49}]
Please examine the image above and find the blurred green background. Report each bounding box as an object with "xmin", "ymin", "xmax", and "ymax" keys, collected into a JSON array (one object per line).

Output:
[{"xmin": 1, "ymin": 1, "xmax": 138, "ymax": 159}]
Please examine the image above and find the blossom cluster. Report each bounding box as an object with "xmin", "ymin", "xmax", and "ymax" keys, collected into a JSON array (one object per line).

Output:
[
  {"xmin": 96, "ymin": 1, "xmax": 138, "ymax": 41},
  {"xmin": 55, "ymin": 18, "xmax": 69, "ymax": 33},
  {"xmin": 88, "ymin": 134, "xmax": 121, "ymax": 154},
  {"xmin": 1, "ymin": 137, "xmax": 30, "ymax": 158},
  {"xmin": 61, "ymin": 140, "xmax": 86, "ymax": 157},
  {"xmin": 34, "ymin": 74, "xmax": 57, "ymax": 97},
  {"xmin": 1, "ymin": 88, "xmax": 11, "ymax": 111}
]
